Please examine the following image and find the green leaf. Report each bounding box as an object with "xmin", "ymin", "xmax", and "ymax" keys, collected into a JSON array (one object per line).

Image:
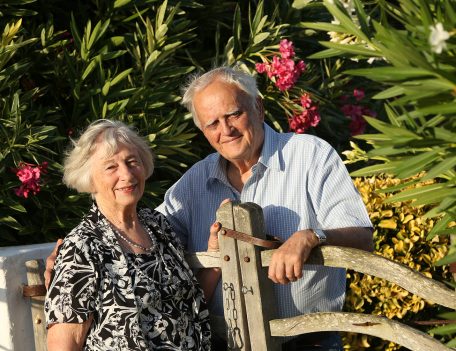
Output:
[
  {"xmin": 0, "ymin": 216, "xmax": 23, "ymax": 230},
  {"xmin": 373, "ymin": 86, "xmax": 405, "ymax": 100},
  {"xmin": 253, "ymin": 32, "xmax": 269, "ymax": 45},
  {"xmin": 300, "ymin": 22, "xmax": 343, "ymax": 33},
  {"xmin": 87, "ymin": 19, "xmax": 110, "ymax": 51},
  {"xmin": 384, "ymin": 183, "xmax": 446, "ymax": 203},
  {"xmin": 350, "ymin": 162, "xmax": 398, "ymax": 177},
  {"xmin": 233, "ymin": 4, "xmax": 242, "ymax": 55},
  {"xmin": 81, "ymin": 60, "xmax": 97, "ymax": 81},
  {"xmin": 394, "ymin": 149, "xmax": 441, "ymax": 178},
  {"xmin": 323, "ymin": 0, "xmax": 369, "ymax": 42},
  {"xmin": 308, "ymin": 48, "xmax": 345, "ymax": 59},
  {"xmin": 422, "ymin": 156, "xmax": 456, "ymax": 181},
  {"xmin": 319, "ymin": 41, "xmax": 382, "ymax": 57},
  {"xmin": 114, "ymin": 0, "xmax": 131, "ymax": 8},
  {"xmin": 344, "ymin": 67, "xmax": 436, "ymax": 81},
  {"xmin": 429, "ymin": 322, "xmax": 456, "ymax": 335},
  {"xmin": 110, "ymin": 68, "xmax": 133, "ymax": 87},
  {"xmin": 364, "ymin": 116, "xmax": 421, "ymax": 139}
]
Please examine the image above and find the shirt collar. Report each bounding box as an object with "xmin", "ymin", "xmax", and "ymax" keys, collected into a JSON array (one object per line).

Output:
[{"xmin": 207, "ymin": 123, "xmax": 283, "ymax": 186}]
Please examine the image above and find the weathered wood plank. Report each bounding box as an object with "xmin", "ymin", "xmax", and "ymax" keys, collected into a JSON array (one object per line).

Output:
[
  {"xmin": 269, "ymin": 312, "xmax": 453, "ymax": 351},
  {"xmin": 217, "ymin": 201, "xmax": 250, "ymax": 350},
  {"xmin": 185, "ymin": 251, "xmax": 220, "ymax": 268},
  {"xmin": 261, "ymin": 246, "xmax": 456, "ymax": 309},
  {"xmin": 233, "ymin": 203, "xmax": 280, "ymax": 351},
  {"xmin": 24, "ymin": 259, "xmax": 47, "ymax": 351}
]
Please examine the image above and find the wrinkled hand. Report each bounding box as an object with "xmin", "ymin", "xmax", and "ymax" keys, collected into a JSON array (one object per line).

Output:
[
  {"xmin": 268, "ymin": 230, "xmax": 319, "ymax": 285},
  {"xmin": 44, "ymin": 238, "xmax": 63, "ymax": 289}
]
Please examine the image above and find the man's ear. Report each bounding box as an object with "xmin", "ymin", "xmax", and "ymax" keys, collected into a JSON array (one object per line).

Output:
[{"xmin": 255, "ymin": 96, "xmax": 265, "ymax": 122}]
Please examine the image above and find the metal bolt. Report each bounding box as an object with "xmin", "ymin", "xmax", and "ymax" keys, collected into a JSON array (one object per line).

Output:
[
  {"xmin": 35, "ymin": 317, "xmax": 42, "ymax": 325},
  {"xmin": 243, "ymin": 256, "xmax": 250, "ymax": 262},
  {"xmin": 224, "ymin": 255, "xmax": 230, "ymax": 261}
]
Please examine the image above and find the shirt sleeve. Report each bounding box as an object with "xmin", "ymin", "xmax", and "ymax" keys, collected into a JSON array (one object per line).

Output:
[
  {"xmin": 155, "ymin": 178, "xmax": 192, "ymax": 248},
  {"xmin": 309, "ymin": 141, "xmax": 372, "ymax": 229},
  {"xmin": 44, "ymin": 234, "xmax": 98, "ymax": 327}
]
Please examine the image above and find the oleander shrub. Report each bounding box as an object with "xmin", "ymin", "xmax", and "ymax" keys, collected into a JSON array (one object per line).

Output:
[
  {"xmin": 0, "ymin": 0, "xmax": 386, "ymax": 246},
  {"xmin": 343, "ymin": 175, "xmax": 452, "ymax": 350}
]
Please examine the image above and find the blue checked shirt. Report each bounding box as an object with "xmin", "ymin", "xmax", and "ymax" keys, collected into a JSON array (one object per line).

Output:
[{"xmin": 156, "ymin": 123, "xmax": 372, "ymax": 318}]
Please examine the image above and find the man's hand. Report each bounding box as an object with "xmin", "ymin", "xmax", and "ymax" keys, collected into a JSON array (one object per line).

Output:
[
  {"xmin": 268, "ymin": 230, "xmax": 318, "ymax": 285},
  {"xmin": 44, "ymin": 239, "xmax": 63, "ymax": 289}
]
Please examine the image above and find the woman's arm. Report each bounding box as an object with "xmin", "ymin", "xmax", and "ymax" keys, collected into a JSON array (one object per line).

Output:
[{"xmin": 47, "ymin": 315, "xmax": 93, "ymax": 351}]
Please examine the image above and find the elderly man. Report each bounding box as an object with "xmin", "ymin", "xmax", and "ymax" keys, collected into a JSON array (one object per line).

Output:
[
  {"xmin": 156, "ymin": 66, "xmax": 373, "ymax": 350},
  {"xmin": 46, "ymin": 66, "xmax": 373, "ymax": 350}
]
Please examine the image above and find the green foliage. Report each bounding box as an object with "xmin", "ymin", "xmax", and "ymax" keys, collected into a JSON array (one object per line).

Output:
[
  {"xmin": 306, "ymin": 0, "xmax": 456, "ymax": 242},
  {"xmin": 303, "ymin": 0, "xmax": 456, "ymax": 345},
  {"xmin": 0, "ymin": 0, "xmax": 368, "ymax": 246},
  {"xmin": 344, "ymin": 175, "xmax": 452, "ymax": 350}
]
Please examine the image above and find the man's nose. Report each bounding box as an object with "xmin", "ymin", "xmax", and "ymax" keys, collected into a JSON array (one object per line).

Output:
[{"xmin": 220, "ymin": 118, "xmax": 233, "ymax": 135}]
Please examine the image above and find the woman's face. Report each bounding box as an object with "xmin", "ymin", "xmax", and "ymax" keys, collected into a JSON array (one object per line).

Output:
[{"xmin": 90, "ymin": 142, "xmax": 146, "ymax": 211}]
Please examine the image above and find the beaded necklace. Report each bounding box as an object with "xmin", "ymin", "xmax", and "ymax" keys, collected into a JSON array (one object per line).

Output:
[{"xmin": 113, "ymin": 222, "xmax": 157, "ymax": 253}]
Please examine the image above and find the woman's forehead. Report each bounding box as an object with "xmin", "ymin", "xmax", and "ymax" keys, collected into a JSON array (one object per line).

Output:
[{"xmin": 92, "ymin": 140, "xmax": 137, "ymax": 161}]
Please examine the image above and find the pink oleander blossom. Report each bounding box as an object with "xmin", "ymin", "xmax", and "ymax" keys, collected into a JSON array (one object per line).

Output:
[
  {"xmin": 13, "ymin": 162, "xmax": 48, "ymax": 198},
  {"xmin": 339, "ymin": 88, "xmax": 376, "ymax": 136},
  {"xmin": 353, "ymin": 88, "xmax": 365, "ymax": 102},
  {"xmin": 289, "ymin": 93, "xmax": 321, "ymax": 134},
  {"xmin": 279, "ymin": 39, "xmax": 295, "ymax": 59},
  {"xmin": 255, "ymin": 39, "xmax": 306, "ymax": 91}
]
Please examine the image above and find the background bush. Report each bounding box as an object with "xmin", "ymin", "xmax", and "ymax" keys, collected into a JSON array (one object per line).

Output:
[
  {"xmin": 0, "ymin": 0, "xmax": 373, "ymax": 246},
  {"xmin": 344, "ymin": 175, "xmax": 451, "ymax": 350}
]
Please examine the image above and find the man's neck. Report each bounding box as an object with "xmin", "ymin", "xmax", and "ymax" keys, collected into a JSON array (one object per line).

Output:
[{"xmin": 226, "ymin": 161, "xmax": 253, "ymax": 193}]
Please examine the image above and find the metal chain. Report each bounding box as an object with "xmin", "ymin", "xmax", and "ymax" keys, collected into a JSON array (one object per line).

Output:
[{"xmin": 223, "ymin": 282, "xmax": 244, "ymax": 349}]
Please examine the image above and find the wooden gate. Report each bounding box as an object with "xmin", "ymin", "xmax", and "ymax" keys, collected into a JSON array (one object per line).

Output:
[{"xmin": 186, "ymin": 201, "xmax": 456, "ymax": 351}]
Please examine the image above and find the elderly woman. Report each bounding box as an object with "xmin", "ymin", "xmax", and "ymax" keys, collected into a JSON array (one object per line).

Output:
[{"xmin": 45, "ymin": 119, "xmax": 217, "ymax": 350}]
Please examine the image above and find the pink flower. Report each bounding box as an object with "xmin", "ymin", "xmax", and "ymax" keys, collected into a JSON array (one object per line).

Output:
[
  {"xmin": 353, "ymin": 88, "xmax": 365, "ymax": 102},
  {"xmin": 300, "ymin": 93, "xmax": 312, "ymax": 109},
  {"xmin": 289, "ymin": 93, "xmax": 321, "ymax": 133},
  {"xmin": 255, "ymin": 39, "xmax": 306, "ymax": 91},
  {"xmin": 255, "ymin": 63, "xmax": 267, "ymax": 74},
  {"xmin": 13, "ymin": 162, "xmax": 48, "ymax": 198},
  {"xmin": 339, "ymin": 88, "xmax": 376, "ymax": 136},
  {"xmin": 279, "ymin": 39, "xmax": 295, "ymax": 59},
  {"xmin": 341, "ymin": 103, "xmax": 376, "ymax": 136}
]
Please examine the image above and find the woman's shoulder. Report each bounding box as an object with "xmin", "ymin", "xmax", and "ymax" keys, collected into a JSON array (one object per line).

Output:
[
  {"xmin": 139, "ymin": 207, "xmax": 183, "ymax": 247},
  {"xmin": 60, "ymin": 213, "xmax": 107, "ymax": 256}
]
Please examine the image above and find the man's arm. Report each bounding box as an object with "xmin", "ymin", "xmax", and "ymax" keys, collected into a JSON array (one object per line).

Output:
[
  {"xmin": 44, "ymin": 238, "xmax": 63, "ymax": 289},
  {"xmin": 268, "ymin": 227, "xmax": 373, "ymax": 285}
]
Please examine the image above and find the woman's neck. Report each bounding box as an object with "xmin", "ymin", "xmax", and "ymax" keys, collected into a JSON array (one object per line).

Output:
[{"xmin": 96, "ymin": 201, "xmax": 138, "ymax": 231}]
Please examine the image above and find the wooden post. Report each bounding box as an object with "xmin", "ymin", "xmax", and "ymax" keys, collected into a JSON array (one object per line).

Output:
[
  {"xmin": 24, "ymin": 259, "xmax": 47, "ymax": 351},
  {"xmin": 233, "ymin": 202, "xmax": 279, "ymax": 351},
  {"xmin": 217, "ymin": 201, "xmax": 251, "ymax": 350}
]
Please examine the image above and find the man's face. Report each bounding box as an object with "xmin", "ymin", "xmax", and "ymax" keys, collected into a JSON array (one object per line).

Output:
[{"xmin": 193, "ymin": 80, "xmax": 264, "ymax": 166}]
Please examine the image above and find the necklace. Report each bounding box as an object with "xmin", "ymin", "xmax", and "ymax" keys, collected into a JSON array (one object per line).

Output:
[{"xmin": 113, "ymin": 223, "xmax": 157, "ymax": 253}]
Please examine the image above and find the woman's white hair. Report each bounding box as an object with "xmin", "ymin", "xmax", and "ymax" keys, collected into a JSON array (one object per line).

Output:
[
  {"xmin": 181, "ymin": 66, "xmax": 259, "ymax": 129},
  {"xmin": 63, "ymin": 119, "xmax": 154, "ymax": 193}
]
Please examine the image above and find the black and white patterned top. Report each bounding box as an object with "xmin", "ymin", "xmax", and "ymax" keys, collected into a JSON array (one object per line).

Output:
[{"xmin": 45, "ymin": 203, "xmax": 211, "ymax": 351}]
